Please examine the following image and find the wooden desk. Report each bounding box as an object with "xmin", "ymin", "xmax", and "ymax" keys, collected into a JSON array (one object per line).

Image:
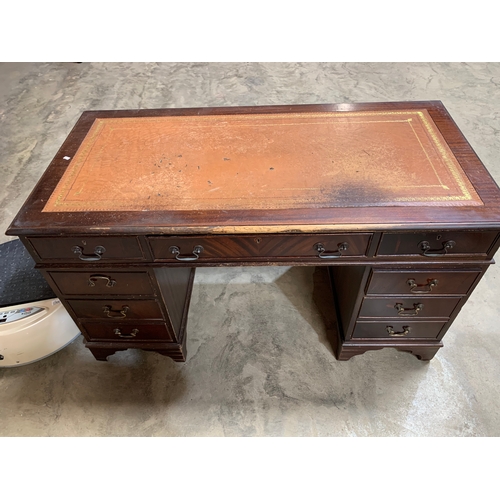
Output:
[{"xmin": 7, "ymin": 102, "xmax": 500, "ymax": 362}]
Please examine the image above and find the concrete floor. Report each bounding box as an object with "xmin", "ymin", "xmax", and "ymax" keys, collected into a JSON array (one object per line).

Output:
[{"xmin": 1, "ymin": 62, "xmax": 500, "ymax": 436}]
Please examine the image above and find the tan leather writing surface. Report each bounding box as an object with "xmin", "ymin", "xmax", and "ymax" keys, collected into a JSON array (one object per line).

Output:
[{"xmin": 43, "ymin": 110, "xmax": 482, "ymax": 212}]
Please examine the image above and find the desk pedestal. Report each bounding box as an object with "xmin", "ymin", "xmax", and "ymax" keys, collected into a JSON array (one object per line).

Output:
[{"xmin": 329, "ymin": 263, "xmax": 490, "ymax": 361}]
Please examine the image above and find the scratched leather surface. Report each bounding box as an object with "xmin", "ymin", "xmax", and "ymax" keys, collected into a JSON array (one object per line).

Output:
[{"xmin": 43, "ymin": 110, "xmax": 482, "ymax": 212}]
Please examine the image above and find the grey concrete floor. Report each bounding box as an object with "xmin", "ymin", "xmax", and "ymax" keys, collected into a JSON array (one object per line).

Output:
[{"xmin": 1, "ymin": 62, "xmax": 500, "ymax": 436}]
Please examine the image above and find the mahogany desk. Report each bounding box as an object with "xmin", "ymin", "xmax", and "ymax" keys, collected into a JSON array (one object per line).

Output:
[{"xmin": 7, "ymin": 102, "xmax": 500, "ymax": 362}]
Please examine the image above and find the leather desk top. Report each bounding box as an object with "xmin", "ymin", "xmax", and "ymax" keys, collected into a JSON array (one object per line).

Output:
[
  {"xmin": 7, "ymin": 102, "xmax": 500, "ymax": 236},
  {"xmin": 43, "ymin": 109, "xmax": 480, "ymax": 212}
]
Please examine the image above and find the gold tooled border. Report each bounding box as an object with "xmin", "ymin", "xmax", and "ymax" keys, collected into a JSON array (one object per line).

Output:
[{"xmin": 42, "ymin": 110, "xmax": 482, "ymax": 212}]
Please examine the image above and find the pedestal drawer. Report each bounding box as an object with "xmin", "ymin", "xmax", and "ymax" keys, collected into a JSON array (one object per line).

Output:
[
  {"xmin": 366, "ymin": 269, "xmax": 480, "ymax": 295},
  {"xmin": 67, "ymin": 299, "xmax": 163, "ymax": 320},
  {"xmin": 352, "ymin": 321, "xmax": 447, "ymax": 339},
  {"xmin": 81, "ymin": 322, "xmax": 173, "ymax": 342},
  {"xmin": 358, "ymin": 297, "xmax": 461, "ymax": 319},
  {"xmin": 48, "ymin": 271, "xmax": 155, "ymax": 296}
]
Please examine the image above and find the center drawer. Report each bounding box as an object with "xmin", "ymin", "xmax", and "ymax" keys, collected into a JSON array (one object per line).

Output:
[
  {"xmin": 67, "ymin": 299, "xmax": 163, "ymax": 320},
  {"xmin": 148, "ymin": 233, "xmax": 372, "ymax": 261}
]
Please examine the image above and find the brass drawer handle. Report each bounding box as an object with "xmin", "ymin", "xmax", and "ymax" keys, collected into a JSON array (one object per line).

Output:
[
  {"xmin": 113, "ymin": 328, "xmax": 138, "ymax": 339},
  {"xmin": 88, "ymin": 274, "xmax": 116, "ymax": 287},
  {"xmin": 72, "ymin": 245, "xmax": 106, "ymax": 261},
  {"xmin": 407, "ymin": 278, "xmax": 438, "ymax": 293},
  {"xmin": 103, "ymin": 305, "xmax": 129, "ymax": 318},
  {"xmin": 314, "ymin": 242, "xmax": 349, "ymax": 259},
  {"xmin": 169, "ymin": 245, "xmax": 204, "ymax": 261},
  {"xmin": 395, "ymin": 303, "xmax": 423, "ymax": 316},
  {"xmin": 419, "ymin": 240, "xmax": 455, "ymax": 257},
  {"xmin": 386, "ymin": 325, "xmax": 411, "ymax": 337}
]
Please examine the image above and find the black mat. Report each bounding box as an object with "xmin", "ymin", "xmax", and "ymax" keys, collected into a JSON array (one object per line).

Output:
[{"xmin": 0, "ymin": 239, "xmax": 56, "ymax": 308}]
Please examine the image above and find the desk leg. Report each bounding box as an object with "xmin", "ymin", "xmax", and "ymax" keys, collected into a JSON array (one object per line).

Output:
[
  {"xmin": 337, "ymin": 342, "xmax": 443, "ymax": 361},
  {"xmin": 87, "ymin": 346, "xmax": 128, "ymax": 361},
  {"xmin": 395, "ymin": 345, "xmax": 441, "ymax": 361},
  {"xmin": 86, "ymin": 341, "xmax": 187, "ymax": 362}
]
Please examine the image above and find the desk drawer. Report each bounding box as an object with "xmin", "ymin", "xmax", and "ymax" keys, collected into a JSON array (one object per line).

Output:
[
  {"xmin": 358, "ymin": 297, "xmax": 460, "ymax": 319},
  {"xmin": 148, "ymin": 233, "xmax": 372, "ymax": 261},
  {"xmin": 28, "ymin": 236, "xmax": 145, "ymax": 262},
  {"xmin": 81, "ymin": 322, "xmax": 173, "ymax": 342},
  {"xmin": 377, "ymin": 231, "xmax": 498, "ymax": 257},
  {"xmin": 366, "ymin": 269, "xmax": 479, "ymax": 296},
  {"xmin": 49, "ymin": 271, "xmax": 155, "ymax": 296},
  {"xmin": 67, "ymin": 299, "xmax": 163, "ymax": 320},
  {"xmin": 352, "ymin": 321, "xmax": 446, "ymax": 339}
]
